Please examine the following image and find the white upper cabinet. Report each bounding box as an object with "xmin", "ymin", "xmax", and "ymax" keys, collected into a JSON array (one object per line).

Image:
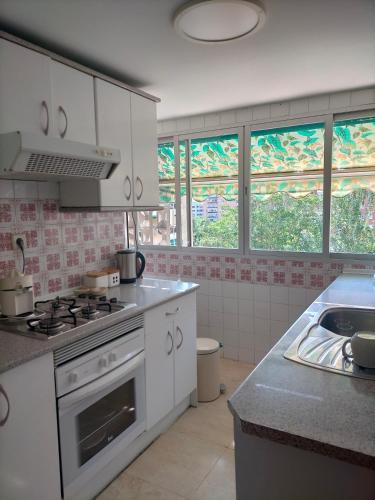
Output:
[
  {"xmin": 131, "ymin": 93, "xmax": 160, "ymax": 207},
  {"xmin": 95, "ymin": 78, "xmax": 133, "ymax": 207},
  {"xmin": 50, "ymin": 61, "xmax": 96, "ymax": 143},
  {"xmin": 0, "ymin": 38, "xmax": 52, "ymax": 135}
]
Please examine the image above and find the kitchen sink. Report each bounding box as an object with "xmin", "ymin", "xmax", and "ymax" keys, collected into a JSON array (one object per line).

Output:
[{"xmin": 284, "ymin": 306, "xmax": 375, "ymax": 381}]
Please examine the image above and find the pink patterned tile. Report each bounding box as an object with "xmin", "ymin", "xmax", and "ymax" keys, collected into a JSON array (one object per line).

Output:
[
  {"xmin": 224, "ymin": 267, "xmax": 236, "ymax": 280},
  {"xmin": 84, "ymin": 248, "xmax": 97, "ymax": 264},
  {"xmin": 33, "ymin": 280, "xmax": 42, "ymax": 297},
  {"xmin": 24, "ymin": 229, "xmax": 39, "ymax": 250},
  {"xmin": 290, "ymin": 272, "xmax": 305, "ymax": 287},
  {"xmin": 98, "ymin": 223, "xmax": 111, "ymax": 240},
  {"xmin": 168, "ymin": 263, "xmax": 180, "ymax": 276},
  {"xmin": 256, "ymin": 269, "xmax": 269, "ymax": 284},
  {"xmin": 0, "ymin": 203, "xmax": 14, "ymax": 223},
  {"xmin": 272, "ymin": 271, "xmax": 287, "ymax": 285},
  {"xmin": 17, "ymin": 201, "xmax": 38, "ymax": 223},
  {"xmin": 209, "ymin": 266, "xmax": 221, "ymax": 279},
  {"xmin": 113, "ymin": 223, "xmax": 124, "ymax": 239},
  {"xmin": 0, "ymin": 258, "xmax": 16, "ymax": 278},
  {"xmin": 63, "ymin": 226, "xmax": 80, "ymax": 245},
  {"xmin": 61, "ymin": 212, "xmax": 79, "ymax": 223},
  {"xmin": 46, "ymin": 253, "xmax": 61, "ymax": 271},
  {"xmin": 25, "ymin": 256, "xmax": 40, "ymax": 274},
  {"xmin": 158, "ymin": 262, "xmax": 167, "ymax": 274},
  {"xmin": 290, "ymin": 260, "xmax": 305, "ymax": 269},
  {"xmin": 0, "ymin": 231, "xmax": 12, "ymax": 252},
  {"xmin": 44, "ymin": 227, "xmax": 60, "ymax": 247},
  {"xmin": 47, "ymin": 277, "xmax": 62, "ymax": 294},
  {"xmin": 182, "ymin": 264, "xmax": 193, "ymax": 277},
  {"xmin": 195, "ymin": 265, "xmax": 207, "ymax": 278},
  {"xmin": 100, "ymin": 245, "xmax": 111, "ymax": 261},
  {"xmin": 65, "ymin": 249, "xmax": 80, "ymax": 268},
  {"xmin": 40, "ymin": 200, "xmax": 59, "ymax": 223},
  {"xmin": 307, "ymin": 273, "xmax": 324, "ymax": 289},
  {"xmin": 67, "ymin": 273, "xmax": 81, "ymax": 288},
  {"xmin": 240, "ymin": 268, "xmax": 252, "ymax": 282},
  {"xmin": 82, "ymin": 225, "xmax": 96, "ymax": 242},
  {"xmin": 145, "ymin": 262, "xmax": 155, "ymax": 274}
]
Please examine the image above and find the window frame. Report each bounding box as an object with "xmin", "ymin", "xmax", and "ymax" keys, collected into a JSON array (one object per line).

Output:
[{"xmin": 140, "ymin": 109, "xmax": 375, "ymax": 261}]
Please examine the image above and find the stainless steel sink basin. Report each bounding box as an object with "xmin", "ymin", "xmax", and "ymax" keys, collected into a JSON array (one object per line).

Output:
[{"xmin": 284, "ymin": 306, "xmax": 375, "ymax": 381}]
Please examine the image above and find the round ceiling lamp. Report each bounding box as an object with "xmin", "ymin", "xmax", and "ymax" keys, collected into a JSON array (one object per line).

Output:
[{"xmin": 173, "ymin": 0, "xmax": 265, "ymax": 44}]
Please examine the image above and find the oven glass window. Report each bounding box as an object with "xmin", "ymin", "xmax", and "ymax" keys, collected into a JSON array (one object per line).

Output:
[{"xmin": 78, "ymin": 379, "xmax": 136, "ymax": 466}]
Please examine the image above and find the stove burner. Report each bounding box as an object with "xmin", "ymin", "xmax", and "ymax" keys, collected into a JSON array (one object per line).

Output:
[
  {"xmin": 27, "ymin": 317, "xmax": 65, "ymax": 335},
  {"xmin": 81, "ymin": 304, "xmax": 99, "ymax": 319}
]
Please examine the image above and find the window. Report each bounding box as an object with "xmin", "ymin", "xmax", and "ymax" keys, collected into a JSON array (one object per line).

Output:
[
  {"xmin": 330, "ymin": 116, "xmax": 375, "ymax": 254},
  {"xmin": 137, "ymin": 141, "xmax": 177, "ymax": 246},
  {"xmin": 249, "ymin": 123, "xmax": 325, "ymax": 253},
  {"xmin": 188, "ymin": 133, "xmax": 239, "ymax": 249}
]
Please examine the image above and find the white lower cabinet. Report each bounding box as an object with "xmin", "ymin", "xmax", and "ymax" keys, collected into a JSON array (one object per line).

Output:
[
  {"xmin": 0, "ymin": 353, "xmax": 61, "ymax": 500},
  {"xmin": 145, "ymin": 292, "xmax": 197, "ymax": 430}
]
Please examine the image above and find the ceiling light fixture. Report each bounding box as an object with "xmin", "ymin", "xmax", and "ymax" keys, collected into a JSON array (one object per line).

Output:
[{"xmin": 173, "ymin": 0, "xmax": 265, "ymax": 44}]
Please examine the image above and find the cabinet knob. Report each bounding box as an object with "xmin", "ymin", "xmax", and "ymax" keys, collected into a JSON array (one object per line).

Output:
[
  {"xmin": 135, "ymin": 176, "xmax": 144, "ymax": 201},
  {"xmin": 58, "ymin": 105, "xmax": 68, "ymax": 138},
  {"xmin": 109, "ymin": 352, "xmax": 117, "ymax": 363},
  {"xmin": 41, "ymin": 100, "xmax": 49, "ymax": 135},
  {"xmin": 99, "ymin": 357, "xmax": 108, "ymax": 368},
  {"xmin": 68, "ymin": 371, "xmax": 78, "ymax": 384},
  {"xmin": 167, "ymin": 331, "xmax": 174, "ymax": 355}
]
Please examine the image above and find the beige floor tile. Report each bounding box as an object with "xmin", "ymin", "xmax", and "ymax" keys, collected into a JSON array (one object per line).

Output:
[
  {"xmin": 96, "ymin": 473, "xmax": 186, "ymax": 500},
  {"xmin": 98, "ymin": 359, "xmax": 251, "ymax": 499},
  {"xmin": 126, "ymin": 430, "xmax": 224, "ymax": 497},
  {"xmin": 189, "ymin": 448, "xmax": 236, "ymax": 500}
]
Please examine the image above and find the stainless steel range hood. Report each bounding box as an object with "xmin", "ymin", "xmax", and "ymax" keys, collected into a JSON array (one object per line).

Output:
[{"xmin": 0, "ymin": 131, "xmax": 120, "ymax": 181}]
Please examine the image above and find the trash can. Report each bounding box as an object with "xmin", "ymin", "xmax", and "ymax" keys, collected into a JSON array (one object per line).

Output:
[{"xmin": 197, "ymin": 337, "xmax": 221, "ymax": 402}]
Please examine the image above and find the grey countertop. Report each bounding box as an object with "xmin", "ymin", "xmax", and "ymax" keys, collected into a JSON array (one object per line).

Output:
[
  {"xmin": 229, "ymin": 274, "xmax": 375, "ymax": 469},
  {"xmin": 0, "ymin": 278, "xmax": 199, "ymax": 374}
]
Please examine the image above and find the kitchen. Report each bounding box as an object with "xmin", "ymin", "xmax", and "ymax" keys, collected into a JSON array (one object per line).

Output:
[{"xmin": 0, "ymin": 1, "xmax": 375, "ymax": 499}]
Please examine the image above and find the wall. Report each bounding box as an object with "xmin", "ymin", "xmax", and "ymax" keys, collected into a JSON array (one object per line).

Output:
[
  {"xmin": 0, "ymin": 180, "xmax": 125, "ymax": 297},
  {"xmin": 150, "ymin": 86, "xmax": 375, "ymax": 364},
  {"xmin": 143, "ymin": 250, "xmax": 375, "ymax": 364}
]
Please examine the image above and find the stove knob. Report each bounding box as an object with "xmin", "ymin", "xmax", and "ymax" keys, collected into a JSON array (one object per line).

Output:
[
  {"xmin": 99, "ymin": 357, "xmax": 108, "ymax": 368},
  {"xmin": 108, "ymin": 352, "xmax": 117, "ymax": 363},
  {"xmin": 68, "ymin": 371, "xmax": 78, "ymax": 384}
]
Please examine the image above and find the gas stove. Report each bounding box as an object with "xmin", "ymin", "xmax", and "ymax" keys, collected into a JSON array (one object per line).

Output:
[{"xmin": 0, "ymin": 293, "xmax": 136, "ymax": 340}]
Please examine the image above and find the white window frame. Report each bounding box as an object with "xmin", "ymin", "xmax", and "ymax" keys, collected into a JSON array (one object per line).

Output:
[{"xmin": 140, "ymin": 109, "xmax": 375, "ymax": 261}]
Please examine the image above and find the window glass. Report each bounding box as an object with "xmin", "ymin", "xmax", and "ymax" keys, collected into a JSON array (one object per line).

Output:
[
  {"xmin": 250, "ymin": 123, "xmax": 325, "ymax": 252},
  {"xmin": 330, "ymin": 116, "xmax": 375, "ymax": 254},
  {"xmin": 189, "ymin": 134, "xmax": 239, "ymax": 249},
  {"xmin": 138, "ymin": 142, "xmax": 177, "ymax": 246}
]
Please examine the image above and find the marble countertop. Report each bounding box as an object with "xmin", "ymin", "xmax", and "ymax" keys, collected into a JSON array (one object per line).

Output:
[
  {"xmin": 0, "ymin": 278, "xmax": 199, "ymax": 374},
  {"xmin": 229, "ymin": 274, "xmax": 375, "ymax": 469}
]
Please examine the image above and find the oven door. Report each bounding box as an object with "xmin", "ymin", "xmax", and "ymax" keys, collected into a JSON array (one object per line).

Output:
[{"xmin": 58, "ymin": 351, "xmax": 145, "ymax": 491}]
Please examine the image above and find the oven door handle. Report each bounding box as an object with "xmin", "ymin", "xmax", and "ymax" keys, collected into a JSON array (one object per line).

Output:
[{"xmin": 58, "ymin": 351, "xmax": 144, "ymax": 411}]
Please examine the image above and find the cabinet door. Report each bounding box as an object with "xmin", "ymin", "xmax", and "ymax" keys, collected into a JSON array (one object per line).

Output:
[
  {"xmin": 0, "ymin": 38, "xmax": 52, "ymax": 135},
  {"xmin": 50, "ymin": 61, "xmax": 96, "ymax": 143},
  {"xmin": 173, "ymin": 292, "xmax": 197, "ymax": 407},
  {"xmin": 95, "ymin": 78, "xmax": 133, "ymax": 207},
  {"xmin": 0, "ymin": 354, "xmax": 60, "ymax": 500},
  {"xmin": 130, "ymin": 93, "xmax": 159, "ymax": 207},
  {"xmin": 144, "ymin": 304, "xmax": 174, "ymax": 430}
]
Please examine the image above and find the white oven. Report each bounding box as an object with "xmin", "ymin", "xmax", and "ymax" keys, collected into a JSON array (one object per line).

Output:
[{"xmin": 55, "ymin": 324, "xmax": 145, "ymax": 498}]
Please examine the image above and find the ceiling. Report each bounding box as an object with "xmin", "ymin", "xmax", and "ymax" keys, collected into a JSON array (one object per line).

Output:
[{"xmin": 0, "ymin": 0, "xmax": 374, "ymax": 120}]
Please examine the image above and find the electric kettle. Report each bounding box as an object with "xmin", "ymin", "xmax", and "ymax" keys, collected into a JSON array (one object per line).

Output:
[{"xmin": 116, "ymin": 249, "xmax": 146, "ymax": 283}]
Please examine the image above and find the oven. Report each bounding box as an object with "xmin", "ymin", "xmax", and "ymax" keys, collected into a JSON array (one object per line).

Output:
[{"xmin": 55, "ymin": 322, "xmax": 145, "ymax": 498}]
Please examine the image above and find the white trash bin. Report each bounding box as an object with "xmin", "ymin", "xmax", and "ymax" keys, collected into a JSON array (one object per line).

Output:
[{"xmin": 197, "ymin": 337, "xmax": 221, "ymax": 402}]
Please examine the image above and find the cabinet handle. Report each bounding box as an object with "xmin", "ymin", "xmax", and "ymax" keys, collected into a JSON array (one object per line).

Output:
[
  {"xmin": 165, "ymin": 306, "xmax": 180, "ymax": 317},
  {"xmin": 123, "ymin": 176, "xmax": 132, "ymax": 201},
  {"xmin": 58, "ymin": 105, "xmax": 68, "ymax": 138},
  {"xmin": 136, "ymin": 176, "xmax": 143, "ymax": 200},
  {"xmin": 167, "ymin": 331, "xmax": 174, "ymax": 355},
  {"xmin": 176, "ymin": 326, "xmax": 184, "ymax": 349},
  {"xmin": 0, "ymin": 385, "xmax": 10, "ymax": 427},
  {"xmin": 41, "ymin": 100, "xmax": 49, "ymax": 135}
]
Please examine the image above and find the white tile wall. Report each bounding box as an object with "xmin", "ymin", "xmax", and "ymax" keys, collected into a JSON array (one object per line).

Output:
[
  {"xmin": 158, "ymin": 86, "xmax": 375, "ymax": 134},
  {"xmin": 195, "ymin": 279, "xmax": 322, "ymax": 365}
]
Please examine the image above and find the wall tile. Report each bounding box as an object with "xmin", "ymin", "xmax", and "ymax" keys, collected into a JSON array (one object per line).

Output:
[
  {"xmin": 253, "ymin": 284, "xmax": 270, "ymax": 302},
  {"xmin": 350, "ymin": 88, "xmax": 375, "ymax": 106},
  {"xmin": 220, "ymin": 110, "xmax": 236, "ymax": 125},
  {"xmin": 190, "ymin": 115, "xmax": 205, "ymax": 129},
  {"xmin": 0, "ymin": 180, "xmax": 14, "ymax": 198},
  {"xmin": 329, "ymin": 91, "xmax": 351, "ymax": 109},
  {"xmin": 14, "ymin": 181, "xmax": 38, "ymax": 199},
  {"xmin": 289, "ymin": 99, "xmax": 309, "ymax": 115},
  {"xmin": 209, "ymin": 295, "xmax": 223, "ymax": 312},
  {"xmin": 37, "ymin": 182, "xmax": 59, "ymax": 200},
  {"xmin": 253, "ymin": 300, "xmax": 270, "ymax": 319},
  {"xmin": 270, "ymin": 102, "xmax": 289, "ymax": 118},
  {"xmin": 235, "ymin": 107, "xmax": 252, "ymax": 123},
  {"xmin": 252, "ymin": 104, "xmax": 270, "ymax": 120},
  {"xmin": 223, "ymin": 297, "xmax": 238, "ymax": 314},
  {"xmin": 308, "ymin": 95, "xmax": 330, "ymax": 112},
  {"xmin": 270, "ymin": 285, "xmax": 289, "ymax": 304},
  {"xmin": 176, "ymin": 117, "xmax": 190, "ymax": 131},
  {"xmin": 270, "ymin": 302, "xmax": 289, "ymax": 322},
  {"xmin": 204, "ymin": 113, "xmax": 220, "ymax": 127},
  {"xmin": 222, "ymin": 281, "xmax": 238, "ymax": 298},
  {"xmin": 238, "ymin": 282, "xmax": 253, "ymax": 300}
]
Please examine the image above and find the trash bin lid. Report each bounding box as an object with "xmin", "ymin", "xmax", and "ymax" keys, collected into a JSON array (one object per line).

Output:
[{"xmin": 197, "ymin": 337, "xmax": 220, "ymax": 355}]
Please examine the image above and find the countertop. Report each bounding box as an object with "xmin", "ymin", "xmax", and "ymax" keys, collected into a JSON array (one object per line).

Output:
[
  {"xmin": 229, "ymin": 274, "xmax": 375, "ymax": 469},
  {"xmin": 0, "ymin": 278, "xmax": 199, "ymax": 374}
]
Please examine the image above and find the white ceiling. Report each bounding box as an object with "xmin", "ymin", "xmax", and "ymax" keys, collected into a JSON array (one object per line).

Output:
[{"xmin": 0, "ymin": 0, "xmax": 374, "ymax": 120}]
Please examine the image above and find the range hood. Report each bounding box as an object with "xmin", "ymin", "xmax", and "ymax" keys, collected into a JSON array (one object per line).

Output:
[{"xmin": 0, "ymin": 131, "xmax": 120, "ymax": 181}]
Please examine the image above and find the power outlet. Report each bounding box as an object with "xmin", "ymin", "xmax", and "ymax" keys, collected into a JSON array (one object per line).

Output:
[{"xmin": 12, "ymin": 233, "xmax": 26, "ymax": 251}]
